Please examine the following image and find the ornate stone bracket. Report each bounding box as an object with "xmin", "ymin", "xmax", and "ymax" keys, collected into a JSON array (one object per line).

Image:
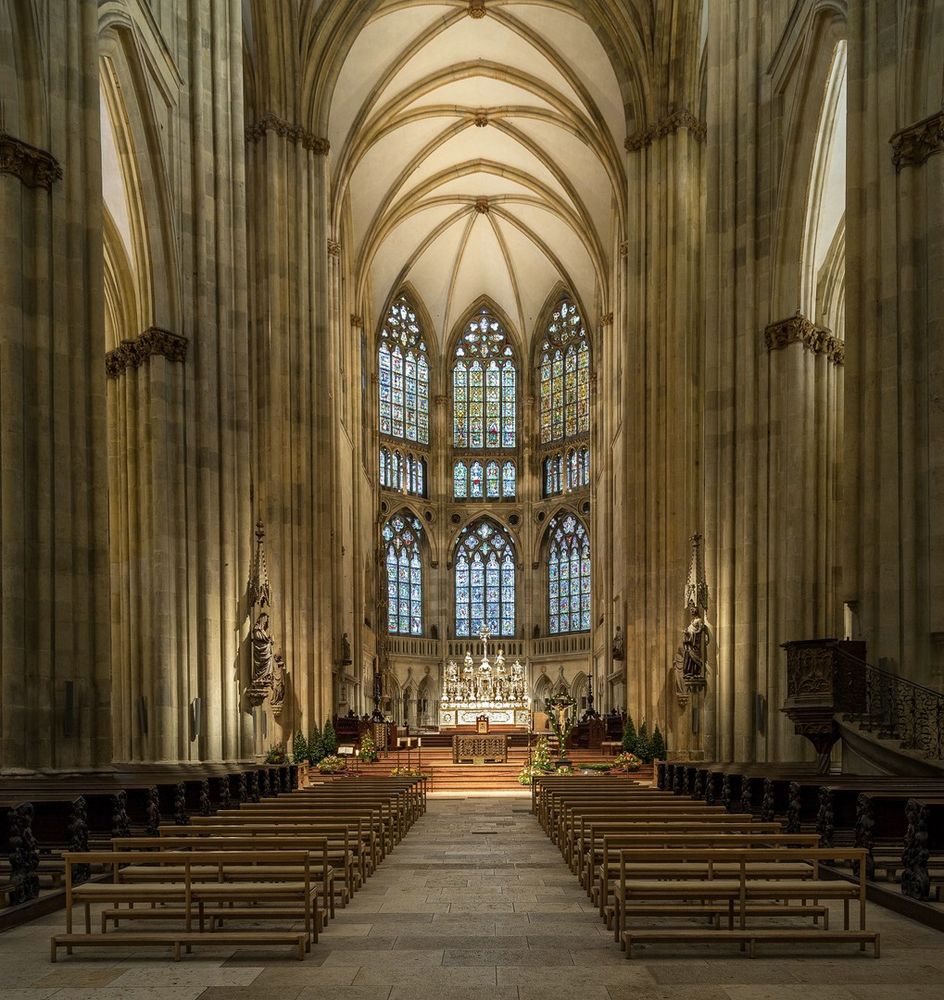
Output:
[
  {"xmin": 245, "ymin": 112, "xmax": 330, "ymax": 155},
  {"xmin": 625, "ymin": 110, "xmax": 707, "ymax": 152},
  {"xmin": 105, "ymin": 328, "xmax": 188, "ymax": 379},
  {"xmin": 0, "ymin": 130, "xmax": 62, "ymax": 189},
  {"xmin": 764, "ymin": 312, "xmax": 844, "ymax": 366},
  {"xmin": 890, "ymin": 110, "xmax": 944, "ymax": 171}
]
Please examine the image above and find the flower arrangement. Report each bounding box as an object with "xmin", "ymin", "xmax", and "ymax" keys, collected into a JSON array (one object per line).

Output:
[
  {"xmin": 390, "ymin": 766, "xmax": 430, "ymax": 778},
  {"xmin": 555, "ymin": 765, "xmax": 573, "ymax": 775},
  {"xmin": 579, "ymin": 761, "xmax": 614, "ymax": 773},
  {"xmin": 264, "ymin": 742, "xmax": 287, "ymax": 764},
  {"xmin": 612, "ymin": 751, "xmax": 642, "ymax": 772},
  {"xmin": 359, "ymin": 731, "xmax": 378, "ymax": 763},
  {"xmin": 518, "ymin": 736, "xmax": 555, "ymax": 785},
  {"xmin": 316, "ymin": 754, "xmax": 346, "ymax": 774}
]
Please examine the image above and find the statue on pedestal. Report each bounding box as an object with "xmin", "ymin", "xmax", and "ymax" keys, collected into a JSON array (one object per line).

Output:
[
  {"xmin": 673, "ymin": 534, "xmax": 710, "ymax": 707},
  {"xmin": 612, "ymin": 625, "xmax": 625, "ymax": 661},
  {"xmin": 270, "ymin": 653, "xmax": 286, "ymax": 717}
]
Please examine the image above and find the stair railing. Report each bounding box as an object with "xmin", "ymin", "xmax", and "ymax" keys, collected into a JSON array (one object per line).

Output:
[{"xmin": 834, "ymin": 648, "xmax": 944, "ymax": 761}]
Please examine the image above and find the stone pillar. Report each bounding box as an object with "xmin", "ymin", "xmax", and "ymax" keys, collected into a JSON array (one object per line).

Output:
[
  {"xmin": 843, "ymin": 2, "xmax": 944, "ymax": 690},
  {"xmin": 0, "ymin": 1, "xmax": 110, "ymax": 769},
  {"xmin": 247, "ymin": 105, "xmax": 335, "ymax": 738},
  {"xmin": 622, "ymin": 111, "xmax": 703, "ymax": 753}
]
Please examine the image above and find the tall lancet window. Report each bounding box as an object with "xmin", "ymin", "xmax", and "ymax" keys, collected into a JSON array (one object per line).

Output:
[
  {"xmin": 379, "ymin": 295, "xmax": 429, "ymax": 444},
  {"xmin": 454, "ymin": 518, "xmax": 516, "ymax": 638},
  {"xmin": 453, "ymin": 309, "xmax": 516, "ymax": 449},
  {"xmin": 547, "ymin": 512, "xmax": 591, "ymax": 635},
  {"xmin": 539, "ymin": 296, "xmax": 590, "ymax": 444},
  {"xmin": 383, "ymin": 512, "xmax": 423, "ymax": 635}
]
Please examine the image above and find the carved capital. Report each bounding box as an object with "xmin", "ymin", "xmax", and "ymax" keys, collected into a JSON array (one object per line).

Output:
[
  {"xmin": 764, "ymin": 312, "xmax": 844, "ymax": 366},
  {"xmin": 600, "ymin": 312, "xmax": 613, "ymax": 327},
  {"xmin": 0, "ymin": 130, "xmax": 62, "ymax": 189},
  {"xmin": 891, "ymin": 110, "xmax": 944, "ymax": 170},
  {"xmin": 618, "ymin": 241, "xmax": 629, "ymax": 257},
  {"xmin": 105, "ymin": 328, "xmax": 188, "ymax": 379},
  {"xmin": 245, "ymin": 112, "xmax": 330, "ymax": 155},
  {"xmin": 351, "ymin": 314, "xmax": 364, "ymax": 328},
  {"xmin": 327, "ymin": 239, "xmax": 341, "ymax": 257},
  {"xmin": 625, "ymin": 110, "xmax": 707, "ymax": 152}
]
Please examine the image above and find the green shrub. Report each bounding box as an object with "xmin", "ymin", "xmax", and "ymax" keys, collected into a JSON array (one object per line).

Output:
[
  {"xmin": 322, "ymin": 719, "xmax": 338, "ymax": 756},
  {"xmin": 292, "ymin": 729, "xmax": 308, "ymax": 765},
  {"xmin": 651, "ymin": 724, "xmax": 667, "ymax": 761},
  {"xmin": 635, "ymin": 721, "xmax": 652, "ymax": 763},
  {"xmin": 308, "ymin": 721, "xmax": 324, "ymax": 764},
  {"xmin": 621, "ymin": 713, "xmax": 637, "ymax": 753}
]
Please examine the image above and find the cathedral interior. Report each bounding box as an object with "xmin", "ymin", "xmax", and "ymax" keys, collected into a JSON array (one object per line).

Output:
[{"xmin": 1, "ymin": 0, "xmax": 944, "ymax": 991}]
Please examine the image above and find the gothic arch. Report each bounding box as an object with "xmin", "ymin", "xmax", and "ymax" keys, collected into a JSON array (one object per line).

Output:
[
  {"xmin": 769, "ymin": 5, "xmax": 847, "ymax": 319},
  {"xmin": 98, "ymin": 24, "xmax": 181, "ymax": 340}
]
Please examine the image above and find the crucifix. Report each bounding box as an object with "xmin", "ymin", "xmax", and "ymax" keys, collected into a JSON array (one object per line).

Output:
[{"xmin": 478, "ymin": 625, "xmax": 492, "ymax": 659}]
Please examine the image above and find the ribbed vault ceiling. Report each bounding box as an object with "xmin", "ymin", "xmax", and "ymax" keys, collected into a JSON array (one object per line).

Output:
[{"xmin": 329, "ymin": 1, "xmax": 625, "ymax": 347}]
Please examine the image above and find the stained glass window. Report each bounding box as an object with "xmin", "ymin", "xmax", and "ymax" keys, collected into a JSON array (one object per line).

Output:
[
  {"xmin": 405, "ymin": 454, "xmax": 426, "ymax": 496},
  {"xmin": 547, "ymin": 512, "xmax": 590, "ymax": 634},
  {"xmin": 544, "ymin": 454, "xmax": 563, "ymax": 497},
  {"xmin": 485, "ymin": 461, "xmax": 500, "ymax": 498},
  {"xmin": 380, "ymin": 447, "xmax": 390, "ymax": 488},
  {"xmin": 379, "ymin": 295, "xmax": 429, "ymax": 444},
  {"xmin": 391, "ymin": 450, "xmax": 402, "ymax": 491},
  {"xmin": 455, "ymin": 518, "xmax": 516, "ymax": 637},
  {"xmin": 502, "ymin": 461, "xmax": 516, "ymax": 498},
  {"xmin": 539, "ymin": 296, "xmax": 590, "ymax": 445},
  {"xmin": 383, "ymin": 512, "xmax": 423, "ymax": 635},
  {"xmin": 454, "ymin": 461, "xmax": 468, "ymax": 499},
  {"xmin": 470, "ymin": 461, "xmax": 484, "ymax": 499},
  {"xmin": 453, "ymin": 308, "xmax": 516, "ymax": 449}
]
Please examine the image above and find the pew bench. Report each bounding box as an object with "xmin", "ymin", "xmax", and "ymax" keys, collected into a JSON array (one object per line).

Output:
[
  {"xmin": 51, "ymin": 929, "xmax": 308, "ymax": 962},
  {"xmin": 621, "ymin": 927, "xmax": 879, "ymax": 959}
]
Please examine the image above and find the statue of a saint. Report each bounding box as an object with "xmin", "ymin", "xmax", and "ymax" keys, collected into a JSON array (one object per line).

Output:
[
  {"xmin": 340, "ymin": 632, "xmax": 352, "ymax": 664},
  {"xmin": 270, "ymin": 654, "xmax": 286, "ymax": 714},
  {"xmin": 612, "ymin": 625, "xmax": 625, "ymax": 661},
  {"xmin": 251, "ymin": 612, "xmax": 274, "ymax": 683},
  {"xmin": 682, "ymin": 616, "xmax": 709, "ymax": 681}
]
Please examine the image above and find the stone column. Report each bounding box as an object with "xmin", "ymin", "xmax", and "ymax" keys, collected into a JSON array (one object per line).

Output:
[
  {"xmin": 843, "ymin": 2, "xmax": 944, "ymax": 690},
  {"xmin": 622, "ymin": 111, "xmax": 703, "ymax": 754},
  {"xmin": 0, "ymin": 1, "xmax": 110, "ymax": 769}
]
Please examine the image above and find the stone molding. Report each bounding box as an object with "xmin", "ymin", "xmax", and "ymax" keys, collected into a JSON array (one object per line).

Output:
[
  {"xmin": 105, "ymin": 328, "xmax": 188, "ymax": 379},
  {"xmin": 890, "ymin": 110, "xmax": 944, "ymax": 171},
  {"xmin": 0, "ymin": 129, "xmax": 62, "ymax": 189},
  {"xmin": 625, "ymin": 110, "xmax": 707, "ymax": 152},
  {"xmin": 245, "ymin": 112, "xmax": 330, "ymax": 155},
  {"xmin": 764, "ymin": 312, "xmax": 844, "ymax": 366}
]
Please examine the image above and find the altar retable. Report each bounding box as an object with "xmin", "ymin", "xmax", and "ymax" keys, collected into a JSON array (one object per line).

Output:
[{"xmin": 438, "ymin": 627, "xmax": 531, "ymax": 728}]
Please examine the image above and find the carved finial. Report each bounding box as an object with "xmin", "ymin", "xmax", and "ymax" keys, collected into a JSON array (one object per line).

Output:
[
  {"xmin": 249, "ymin": 519, "xmax": 272, "ymax": 611},
  {"xmin": 469, "ymin": 0, "xmax": 486, "ymax": 17},
  {"xmin": 684, "ymin": 532, "xmax": 708, "ymax": 615},
  {"xmin": 474, "ymin": 197, "xmax": 490, "ymax": 214}
]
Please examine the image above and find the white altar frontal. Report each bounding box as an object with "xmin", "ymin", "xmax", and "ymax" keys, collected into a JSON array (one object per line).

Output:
[{"xmin": 438, "ymin": 628, "xmax": 530, "ymax": 730}]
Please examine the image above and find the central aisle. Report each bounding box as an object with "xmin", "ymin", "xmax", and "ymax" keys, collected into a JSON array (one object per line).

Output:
[{"xmin": 307, "ymin": 792, "xmax": 653, "ymax": 998}]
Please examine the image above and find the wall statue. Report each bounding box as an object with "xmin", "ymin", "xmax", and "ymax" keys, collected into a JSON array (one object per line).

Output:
[
  {"xmin": 612, "ymin": 625, "xmax": 624, "ymax": 661},
  {"xmin": 270, "ymin": 653, "xmax": 286, "ymax": 717}
]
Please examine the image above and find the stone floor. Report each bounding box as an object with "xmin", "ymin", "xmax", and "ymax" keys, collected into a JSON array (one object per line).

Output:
[{"xmin": 1, "ymin": 793, "xmax": 943, "ymax": 999}]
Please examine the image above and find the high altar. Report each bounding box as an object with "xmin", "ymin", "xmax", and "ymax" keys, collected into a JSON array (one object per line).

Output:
[{"xmin": 438, "ymin": 627, "xmax": 531, "ymax": 728}]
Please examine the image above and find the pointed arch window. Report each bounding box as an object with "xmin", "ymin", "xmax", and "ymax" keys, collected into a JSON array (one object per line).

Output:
[
  {"xmin": 539, "ymin": 296, "xmax": 590, "ymax": 445},
  {"xmin": 379, "ymin": 295, "xmax": 429, "ymax": 444},
  {"xmin": 383, "ymin": 513, "xmax": 423, "ymax": 635},
  {"xmin": 452, "ymin": 459, "xmax": 516, "ymax": 500},
  {"xmin": 455, "ymin": 519, "xmax": 516, "ymax": 638},
  {"xmin": 453, "ymin": 308, "xmax": 516, "ymax": 449},
  {"xmin": 544, "ymin": 454, "xmax": 563, "ymax": 497},
  {"xmin": 547, "ymin": 512, "xmax": 591, "ymax": 635}
]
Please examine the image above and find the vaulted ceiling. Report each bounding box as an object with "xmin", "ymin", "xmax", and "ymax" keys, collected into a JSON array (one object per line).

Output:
[{"xmin": 328, "ymin": 1, "xmax": 626, "ymax": 350}]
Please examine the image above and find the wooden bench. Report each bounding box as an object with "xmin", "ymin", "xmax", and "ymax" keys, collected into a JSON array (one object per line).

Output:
[
  {"xmin": 51, "ymin": 929, "xmax": 308, "ymax": 962},
  {"xmin": 621, "ymin": 927, "xmax": 879, "ymax": 959},
  {"xmin": 60, "ymin": 850, "xmax": 318, "ymax": 956},
  {"xmin": 615, "ymin": 847, "xmax": 870, "ymax": 954}
]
